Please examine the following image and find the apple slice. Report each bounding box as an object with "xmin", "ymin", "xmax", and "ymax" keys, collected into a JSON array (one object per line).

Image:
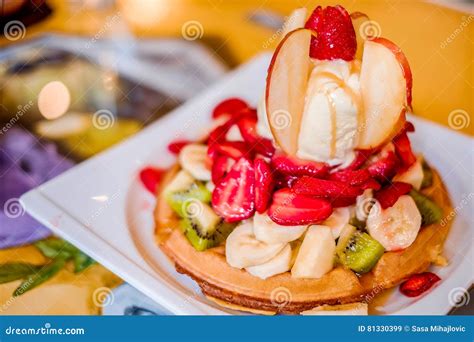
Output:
[
  {"xmin": 281, "ymin": 8, "xmax": 308, "ymax": 38},
  {"xmin": 266, "ymin": 28, "xmax": 312, "ymax": 155},
  {"xmin": 357, "ymin": 38, "xmax": 412, "ymax": 149}
]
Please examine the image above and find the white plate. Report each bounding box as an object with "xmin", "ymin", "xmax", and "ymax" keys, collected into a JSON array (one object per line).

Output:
[{"xmin": 21, "ymin": 53, "xmax": 473, "ymax": 315}]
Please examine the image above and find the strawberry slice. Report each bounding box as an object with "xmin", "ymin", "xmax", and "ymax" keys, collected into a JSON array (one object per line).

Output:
[
  {"xmin": 268, "ymin": 189, "xmax": 332, "ymax": 226},
  {"xmin": 212, "ymin": 157, "xmax": 255, "ymax": 222},
  {"xmin": 329, "ymin": 169, "xmax": 371, "ymax": 186},
  {"xmin": 214, "ymin": 141, "xmax": 252, "ymax": 160},
  {"xmin": 271, "ymin": 154, "xmax": 329, "ymax": 178},
  {"xmin": 393, "ymin": 132, "xmax": 416, "ymax": 171},
  {"xmin": 275, "ymin": 174, "xmax": 299, "ymax": 189},
  {"xmin": 293, "ymin": 176, "xmax": 363, "ymax": 198},
  {"xmin": 212, "ymin": 98, "xmax": 249, "ymax": 119},
  {"xmin": 359, "ymin": 178, "xmax": 381, "ymax": 191},
  {"xmin": 237, "ymin": 116, "xmax": 275, "ymax": 157},
  {"xmin": 211, "ymin": 154, "xmax": 229, "ymax": 185},
  {"xmin": 305, "ymin": 5, "xmax": 357, "ymax": 61},
  {"xmin": 367, "ymin": 151, "xmax": 399, "ymax": 182},
  {"xmin": 139, "ymin": 167, "xmax": 165, "ymax": 194},
  {"xmin": 331, "ymin": 196, "xmax": 357, "ymax": 208},
  {"xmin": 343, "ymin": 150, "xmax": 373, "ymax": 170},
  {"xmin": 374, "ymin": 181, "xmax": 413, "ymax": 209},
  {"xmin": 254, "ymin": 158, "xmax": 275, "ymax": 213},
  {"xmin": 399, "ymin": 272, "xmax": 441, "ymax": 297},
  {"xmin": 168, "ymin": 140, "xmax": 191, "ymax": 155}
]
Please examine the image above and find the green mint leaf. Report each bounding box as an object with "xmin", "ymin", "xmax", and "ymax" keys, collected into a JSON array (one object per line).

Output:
[
  {"xmin": 0, "ymin": 263, "xmax": 41, "ymax": 284},
  {"xmin": 13, "ymin": 258, "xmax": 66, "ymax": 297}
]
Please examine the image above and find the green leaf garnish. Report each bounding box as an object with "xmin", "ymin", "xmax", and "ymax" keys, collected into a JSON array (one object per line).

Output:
[
  {"xmin": 0, "ymin": 263, "xmax": 41, "ymax": 284},
  {"xmin": 13, "ymin": 258, "xmax": 66, "ymax": 297}
]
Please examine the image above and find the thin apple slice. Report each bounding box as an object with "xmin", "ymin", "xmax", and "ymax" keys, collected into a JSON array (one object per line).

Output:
[
  {"xmin": 281, "ymin": 8, "xmax": 307, "ymax": 38},
  {"xmin": 266, "ymin": 28, "xmax": 312, "ymax": 155},
  {"xmin": 357, "ymin": 38, "xmax": 412, "ymax": 149}
]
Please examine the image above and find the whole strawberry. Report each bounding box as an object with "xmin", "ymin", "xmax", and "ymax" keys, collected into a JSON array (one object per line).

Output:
[{"xmin": 305, "ymin": 5, "xmax": 357, "ymax": 61}]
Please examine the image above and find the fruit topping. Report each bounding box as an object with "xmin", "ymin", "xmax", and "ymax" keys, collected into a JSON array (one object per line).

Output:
[
  {"xmin": 293, "ymin": 176, "xmax": 363, "ymax": 198},
  {"xmin": 166, "ymin": 181, "xmax": 211, "ymax": 218},
  {"xmin": 168, "ymin": 140, "xmax": 191, "ymax": 155},
  {"xmin": 211, "ymin": 154, "xmax": 229, "ymax": 185},
  {"xmin": 329, "ymin": 169, "xmax": 371, "ymax": 186},
  {"xmin": 212, "ymin": 98, "xmax": 249, "ymax": 119},
  {"xmin": 214, "ymin": 141, "xmax": 250, "ymax": 160},
  {"xmin": 271, "ymin": 154, "xmax": 329, "ymax": 178},
  {"xmin": 246, "ymin": 244, "xmax": 292, "ymax": 280},
  {"xmin": 139, "ymin": 167, "xmax": 165, "ymax": 194},
  {"xmin": 344, "ymin": 150, "xmax": 372, "ymax": 170},
  {"xmin": 367, "ymin": 151, "xmax": 399, "ymax": 182},
  {"xmin": 409, "ymin": 189, "xmax": 443, "ymax": 226},
  {"xmin": 393, "ymin": 131, "xmax": 416, "ymax": 171},
  {"xmin": 399, "ymin": 272, "xmax": 441, "ymax": 297},
  {"xmin": 212, "ymin": 157, "xmax": 255, "ymax": 222},
  {"xmin": 266, "ymin": 28, "xmax": 312, "ymax": 154},
  {"xmin": 292, "ymin": 225, "xmax": 336, "ymax": 278},
  {"xmin": 374, "ymin": 182, "xmax": 413, "ymax": 209},
  {"xmin": 336, "ymin": 225, "xmax": 384, "ymax": 273},
  {"xmin": 366, "ymin": 195, "xmax": 421, "ymax": 251},
  {"xmin": 268, "ymin": 189, "xmax": 333, "ymax": 226},
  {"xmin": 253, "ymin": 211, "xmax": 307, "ymax": 244},
  {"xmin": 179, "ymin": 144, "xmax": 212, "ymax": 181},
  {"xmin": 420, "ymin": 160, "xmax": 433, "ymax": 189},
  {"xmin": 237, "ymin": 116, "xmax": 275, "ymax": 157},
  {"xmin": 357, "ymin": 38, "xmax": 411, "ymax": 149},
  {"xmin": 254, "ymin": 158, "xmax": 275, "ymax": 213},
  {"xmin": 393, "ymin": 157, "xmax": 424, "ymax": 190},
  {"xmin": 304, "ymin": 5, "xmax": 357, "ymax": 61}
]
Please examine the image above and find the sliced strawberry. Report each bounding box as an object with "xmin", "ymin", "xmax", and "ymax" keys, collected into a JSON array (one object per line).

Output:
[
  {"xmin": 374, "ymin": 181, "xmax": 413, "ymax": 209},
  {"xmin": 329, "ymin": 169, "xmax": 371, "ymax": 186},
  {"xmin": 211, "ymin": 154, "xmax": 229, "ymax": 185},
  {"xmin": 399, "ymin": 272, "xmax": 441, "ymax": 297},
  {"xmin": 212, "ymin": 157, "xmax": 255, "ymax": 222},
  {"xmin": 331, "ymin": 196, "xmax": 357, "ymax": 208},
  {"xmin": 305, "ymin": 5, "xmax": 357, "ymax": 61},
  {"xmin": 271, "ymin": 154, "xmax": 329, "ymax": 178},
  {"xmin": 367, "ymin": 151, "xmax": 399, "ymax": 182},
  {"xmin": 139, "ymin": 167, "xmax": 165, "ymax": 194},
  {"xmin": 237, "ymin": 116, "xmax": 275, "ymax": 157},
  {"xmin": 167, "ymin": 140, "xmax": 191, "ymax": 155},
  {"xmin": 254, "ymin": 158, "xmax": 275, "ymax": 213},
  {"xmin": 293, "ymin": 176, "xmax": 363, "ymax": 198},
  {"xmin": 214, "ymin": 141, "xmax": 251, "ymax": 160},
  {"xmin": 268, "ymin": 189, "xmax": 333, "ymax": 226},
  {"xmin": 404, "ymin": 121, "xmax": 415, "ymax": 133},
  {"xmin": 393, "ymin": 132, "xmax": 416, "ymax": 171},
  {"xmin": 344, "ymin": 150, "xmax": 373, "ymax": 170},
  {"xmin": 359, "ymin": 178, "xmax": 381, "ymax": 191},
  {"xmin": 212, "ymin": 98, "xmax": 249, "ymax": 119},
  {"xmin": 275, "ymin": 174, "xmax": 299, "ymax": 189}
]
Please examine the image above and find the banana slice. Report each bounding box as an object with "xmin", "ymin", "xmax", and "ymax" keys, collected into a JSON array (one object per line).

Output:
[
  {"xmin": 253, "ymin": 212, "xmax": 307, "ymax": 244},
  {"xmin": 301, "ymin": 303, "xmax": 368, "ymax": 315},
  {"xmin": 291, "ymin": 225, "xmax": 335, "ymax": 279},
  {"xmin": 178, "ymin": 144, "xmax": 211, "ymax": 181},
  {"xmin": 366, "ymin": 195, "xmax": 421, "ymax": 251},
  {"xmin": 393, "ymin": 157, "xmax": 424, "ymax": 190},
  {"xmin": 245, "ymin": 244, "xmax": 292, "ymax": 279},
  {"xmin": 225, "ymin": 222, "xmax": 286, "ymax": 269},
  {"xmin": 322, "ymin": 207, "xmax": 351, "ymax": 239}
]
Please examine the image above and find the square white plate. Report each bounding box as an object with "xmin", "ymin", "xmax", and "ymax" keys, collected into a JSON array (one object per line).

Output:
[{"xmin": 21, "ymin": 53, "xmax": 473, "ymax": 315}]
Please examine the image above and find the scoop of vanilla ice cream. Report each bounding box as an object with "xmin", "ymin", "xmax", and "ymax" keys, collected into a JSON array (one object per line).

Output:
[{"xmin": 297, "ymin": 60, "xmax": 361, "ymax": 166}]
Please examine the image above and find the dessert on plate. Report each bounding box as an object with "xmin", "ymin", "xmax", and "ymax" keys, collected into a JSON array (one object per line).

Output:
[{"xmin": 148, "ymin": 5, "xmax": 453, "ymax": 315}]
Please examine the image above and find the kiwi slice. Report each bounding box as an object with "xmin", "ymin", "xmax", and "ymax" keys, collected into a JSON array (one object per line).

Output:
[
  {"xmin": 349, "ymin": 216, "xmax": 366, "ymax": 230},
  {"xmin": 336, "ymin": 225, "xmax": 384, "ymax": 274},
  {"xmin": 166, "ymin": 181, "xmax": 211, "ymax": 218},
  {"xmin": 180, "ymin": 205, "xmax": 236, "ymax": 251},
  {"xmin": 421, "ymin": 160, "xmax": 433, "ymax": 189},
  {"xmin": 409, "ymin": 189, "xmax": 442, "ymax": 226}
]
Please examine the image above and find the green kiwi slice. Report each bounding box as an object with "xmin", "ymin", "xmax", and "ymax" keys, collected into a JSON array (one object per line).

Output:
[
  {"xmin": 409, "ymin": 189, "xmax": 443, "ymax": 226},
  {"xmin": 166, "ymin": 181, "xmax": 211, "ymax": 218}
]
